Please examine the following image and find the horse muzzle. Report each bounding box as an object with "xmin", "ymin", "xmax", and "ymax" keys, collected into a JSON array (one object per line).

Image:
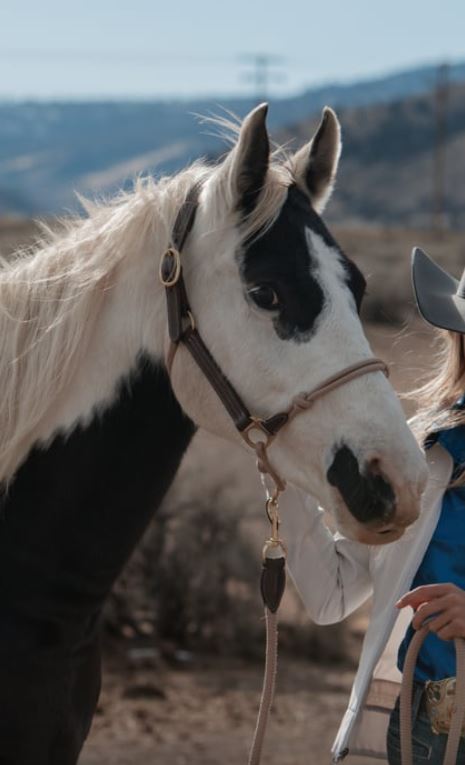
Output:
[{"xmin": 327, "ymin": 444, "xmax": 426, "ymax": 545}]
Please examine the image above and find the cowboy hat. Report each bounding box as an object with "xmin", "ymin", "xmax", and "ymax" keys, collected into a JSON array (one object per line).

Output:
[{"xmin": 412, "ymin": 247, "xmax": 465, "ymax": 333}]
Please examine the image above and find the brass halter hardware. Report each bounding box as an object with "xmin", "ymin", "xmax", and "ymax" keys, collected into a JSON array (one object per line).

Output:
[
  {"xmin": 241, "ymin": 417, "xmax": 275, "ymax": 450},
  {"xmin": 159, "ymin": 247, "xmax": 182, "ymax": 287}
]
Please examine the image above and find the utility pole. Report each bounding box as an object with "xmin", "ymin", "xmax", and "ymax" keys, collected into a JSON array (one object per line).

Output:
[
  {"xmin": 432, "ymin": 62, "xmax": 449, "ymax": 233},
  {"xmin": 239, "ymin": 54, "xmax": 286, "ymax": 102}
]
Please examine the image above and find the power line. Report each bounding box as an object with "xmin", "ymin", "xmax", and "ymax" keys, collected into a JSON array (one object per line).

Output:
[
  {"xmin": 432, "ymin": 62, "xmax": 449, "ymax": 233},
  {"xmin": 0, "ymin": 49, "xmax": 233, "ymax": 66}
]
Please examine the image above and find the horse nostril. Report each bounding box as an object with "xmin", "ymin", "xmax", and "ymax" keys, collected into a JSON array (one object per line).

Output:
[
  {"xmin": 364, "ymin": 457, "xmax": 396, "ymax": 520},
  {"xmin": 377, "ymin": 525, "xmax": 395, "ymax": 535},
  {"xmin": 367, "ymin": 456, "xmax": 382, "ymax": 476}
]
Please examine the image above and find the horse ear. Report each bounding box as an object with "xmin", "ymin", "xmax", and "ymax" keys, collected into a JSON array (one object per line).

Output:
[
  {"xmin": 226, "ymin": 102, "xmax": 270, "ymax": 217},
  {"xmin": 291, "ymin": 107, "xmax": 341, "ymax": 213}
]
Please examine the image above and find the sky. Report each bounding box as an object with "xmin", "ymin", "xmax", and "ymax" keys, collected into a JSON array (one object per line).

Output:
[{"xmin": 1, "ymin": 0, "xmax": 465, "ymax": 100}]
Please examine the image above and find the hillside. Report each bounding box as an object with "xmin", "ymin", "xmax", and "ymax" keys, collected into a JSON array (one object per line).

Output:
[
  {"xmin": 0, "ymin": 60, "xmax": 464, "ymax": 224},
  {"xmin": 283, "ymin": 81, "xmax": 465, "ymax": 228}
]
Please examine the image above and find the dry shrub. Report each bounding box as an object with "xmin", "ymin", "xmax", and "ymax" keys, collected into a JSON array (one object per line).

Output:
[
  {"xmin": 104, "ymin": 484, "xmax": 349, "ymax": 664},
  {"xmin": 148, "ymin": 488, "xmax": 263, "ymax": 655}
]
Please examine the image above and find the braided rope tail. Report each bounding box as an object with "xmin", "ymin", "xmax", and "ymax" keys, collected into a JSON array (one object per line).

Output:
[{"xmin": 248, "ymin": 538, "xmax": 286, "ymax": 765}]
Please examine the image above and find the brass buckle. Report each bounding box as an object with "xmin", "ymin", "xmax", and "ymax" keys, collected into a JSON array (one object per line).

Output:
[
  {"xmin": 241, "ymin": 417, "xmax": 274, "ymax": 450},
  {"xmin": 159, "ymin": 247, "xmax": 181, "ymax": 287}
]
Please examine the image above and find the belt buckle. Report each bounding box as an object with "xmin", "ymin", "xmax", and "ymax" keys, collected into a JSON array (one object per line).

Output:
[{"xmin": 424, "ymin": 677, "xmax": 465, "ymax": 737}]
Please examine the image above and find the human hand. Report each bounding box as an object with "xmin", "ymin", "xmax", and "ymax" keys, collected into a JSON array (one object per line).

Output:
[{"xmin": 396, "ymin": 583, "xmax": 465, "ymax": 641}]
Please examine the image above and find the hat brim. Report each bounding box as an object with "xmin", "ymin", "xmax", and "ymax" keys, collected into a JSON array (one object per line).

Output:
[{"xmin": 412, "ymin": 247, "xmax": 465, "ymax": 333}]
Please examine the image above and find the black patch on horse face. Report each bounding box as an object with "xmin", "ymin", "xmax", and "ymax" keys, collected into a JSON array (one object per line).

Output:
[
  {"xmin": 343, "ymin": 255, "xmax": 366, "ymax": 313},
  {"xmin": 241, "ymin": 186, "xmax": 366, "ymax": 341},
  {"xmin": 327, "ymin": 445, "xmax": 396, "ymax": 525}
]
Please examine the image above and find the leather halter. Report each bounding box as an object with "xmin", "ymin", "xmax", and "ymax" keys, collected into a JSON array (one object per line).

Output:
[{"xmin": 160, "ymin": 185, "xmax": 389, "ymax": 495}]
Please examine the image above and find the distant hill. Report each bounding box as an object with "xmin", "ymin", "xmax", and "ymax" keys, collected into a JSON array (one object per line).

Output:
[
  {"xmin": 0, "ymin": 60, "xmax": 465, "ymax": 224},
  {"xmin": 283, "ymin": 80, "xmax": 465, "ymax": 228}
]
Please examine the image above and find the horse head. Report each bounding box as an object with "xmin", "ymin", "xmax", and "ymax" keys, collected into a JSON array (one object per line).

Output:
[{"xmin": 167, "ymin": 103, "xmax": 427, "ymax": 544}]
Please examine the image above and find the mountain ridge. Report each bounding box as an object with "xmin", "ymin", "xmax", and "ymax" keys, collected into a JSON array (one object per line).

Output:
[{"xmin": 0, "ymin": 60, "xmax": 464, "ymax": 224}]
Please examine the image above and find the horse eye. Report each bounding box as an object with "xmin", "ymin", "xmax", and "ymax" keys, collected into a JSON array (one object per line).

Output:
[{"xmin": 248, "ymin": 285, "xmax": 280, "ymax": 311}]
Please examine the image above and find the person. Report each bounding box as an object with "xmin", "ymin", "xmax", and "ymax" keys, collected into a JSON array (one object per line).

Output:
[{"xmin": 281, "ymin": 247, "xmax": 465, "ymax": 764}]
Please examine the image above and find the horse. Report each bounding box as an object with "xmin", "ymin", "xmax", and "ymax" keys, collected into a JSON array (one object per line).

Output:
[{"xmin": 0, "ymin": 103, "xmax": 427, "ymax": 765}]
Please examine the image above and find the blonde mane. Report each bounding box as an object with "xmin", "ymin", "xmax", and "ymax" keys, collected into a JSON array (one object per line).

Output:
[{"xmin": 0, "ymin": 145, "xmax": 290, "ymax": 484}]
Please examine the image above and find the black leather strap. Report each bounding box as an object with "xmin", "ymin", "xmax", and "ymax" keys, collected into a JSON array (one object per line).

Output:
[
  {"xmin": 172, "ymin": 182, "xmax": 203, "ymax": 251},
  {"xmin": 162, "ymin": 185, "xmax": 256, "ymax": 434},
  {"xmin": 183, "ymin": 328, "xmax": 253, "ymax": 432}
]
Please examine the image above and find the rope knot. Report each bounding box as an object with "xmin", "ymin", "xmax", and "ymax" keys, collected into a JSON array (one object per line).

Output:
[{"xmin": 292, "ymin": 394, "xmax": 312, "ymax": 412}]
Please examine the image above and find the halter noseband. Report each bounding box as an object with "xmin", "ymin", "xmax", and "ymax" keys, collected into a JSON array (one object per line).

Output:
[{"xmin": 160, "ymin": 185, "xmax": 389, "ymax": 497}]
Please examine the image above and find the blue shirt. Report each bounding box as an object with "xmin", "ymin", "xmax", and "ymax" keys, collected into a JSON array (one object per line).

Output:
[{"xmin": 398, "ymin": 409, "xmax": 465, "ymax": 682}]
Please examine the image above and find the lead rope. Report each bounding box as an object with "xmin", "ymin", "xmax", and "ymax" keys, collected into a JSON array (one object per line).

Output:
[
  {"xmin": 248, "ymin": 493, "xmax": 286, "ymax": 765},
  {"xmin": 400, "ymin": 626, "xmax": 465, "ymax": 765},
  {"xmin": 248, "ymin": 609, "xmax": 279, "ymax": 765}
]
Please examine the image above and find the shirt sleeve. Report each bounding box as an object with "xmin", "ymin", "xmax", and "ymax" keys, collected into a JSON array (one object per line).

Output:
[{"xmin": 279, "ymin": 485, "xmax": 373, "ymax": 625}]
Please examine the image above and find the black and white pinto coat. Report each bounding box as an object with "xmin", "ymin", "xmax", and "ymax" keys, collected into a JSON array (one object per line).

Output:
[{"xmin": 0, "ymin": 105, "xmax": 426, "ymax": 764}]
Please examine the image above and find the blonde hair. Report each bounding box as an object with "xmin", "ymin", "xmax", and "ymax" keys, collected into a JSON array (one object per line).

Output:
[{"xmin": 408, "ymin": 330, "xmax": 465, "ymax": 485}]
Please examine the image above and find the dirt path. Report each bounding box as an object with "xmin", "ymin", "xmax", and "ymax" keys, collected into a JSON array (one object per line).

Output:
[{"xmin": 80, "ymin": 655, "xmax": 376, "ymax": 765}]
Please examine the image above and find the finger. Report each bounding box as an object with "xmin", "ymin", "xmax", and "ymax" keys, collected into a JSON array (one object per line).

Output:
[
  {"xmin": 397, "ymin": 584, "xmax": 455, "ymax": 607},
  {"xmin": 411, "ymin": 596, "xmax": 457, "ymax": 629},
  {"xmin": 426, "ymin": 612, "xmax": 455, "ymax": 634},
  {"xmin": 411, "ymin": 601, "xmax": 435, "ymax": 630},
  {"xmin": 396, "ymin": 584, "xmax": 456, "ymax": 609},
  {"xmin": 436, "ymin": 623, "xmax": 458, "ymax": 641},
  {"xmin": 437, "ymin": 619, "xmax": 465, "ymax": 641},
  {"xmin": 411, "ymin": 602, "xmax": 442, "ymax": 630}
]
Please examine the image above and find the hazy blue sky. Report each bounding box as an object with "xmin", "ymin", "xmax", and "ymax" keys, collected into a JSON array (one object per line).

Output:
[{"xmin": 1, "ymin": 0, "xmax": 464, "ymax": 99}]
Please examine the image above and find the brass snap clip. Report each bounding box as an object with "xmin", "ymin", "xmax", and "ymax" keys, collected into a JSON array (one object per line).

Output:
[
  {"xmin": 262, "ymin": 494, "xmax": 287, "ymax": 561},
  {"xmin": 159, "ymin": 247, "xmax": 182, "ymax": 287},
  {"xmin": 266, "ymin": 496, "xmax": 280, "ymax": 540}
]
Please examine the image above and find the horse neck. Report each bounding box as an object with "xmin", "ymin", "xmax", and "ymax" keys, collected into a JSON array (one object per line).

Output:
[
  {"xmin": 0, "ymin": 355, "xmax": 196, "ymax": 625},
  {"xmin": 0, "ymin": 180, "xmax": 199, "ymax": 632}
]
